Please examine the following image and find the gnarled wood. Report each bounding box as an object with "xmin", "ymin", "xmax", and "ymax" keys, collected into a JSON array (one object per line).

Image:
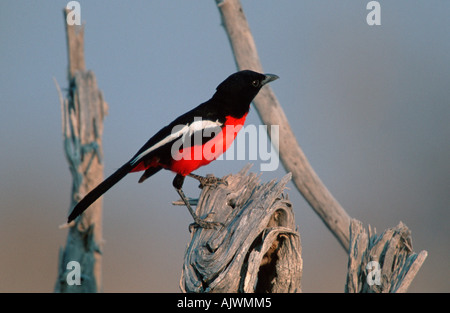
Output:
[
  {"xmin": 179, "ymin": 165, "xmax": 302, "ymax": 293},
  {"xmin": 346, "ymin": 219, "xmax": 428, "ymax": 293}
]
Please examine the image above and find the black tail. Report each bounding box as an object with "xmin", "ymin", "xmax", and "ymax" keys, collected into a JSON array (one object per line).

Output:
[{"xmin": 67, "ymin": 163, "xmax": 133, "ymax": 223}]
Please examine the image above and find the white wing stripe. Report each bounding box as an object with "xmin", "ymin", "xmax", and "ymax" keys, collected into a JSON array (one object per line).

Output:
[{"xmin": 130, "ymin": 119, "xmax": 222, "ymax": 165}]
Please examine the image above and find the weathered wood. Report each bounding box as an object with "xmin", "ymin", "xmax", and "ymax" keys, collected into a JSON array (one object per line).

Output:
[
  {"xmin": 55, "ymin": 9, "xmax": 107, "ymax": 292},
  {"xmin": 179, "ymin": 165, "xmax": 302, "ymax": 293},
  {"xmin": 215, "ymin": 0, "xmax": 351, "ymax": 251},
  {"xmin": 345, "ymin": 219, "xmax": 428, "ymax": 293},
  {"xmin": 65, "ymin": 12, "xmax": 85, "ymax": 79}
]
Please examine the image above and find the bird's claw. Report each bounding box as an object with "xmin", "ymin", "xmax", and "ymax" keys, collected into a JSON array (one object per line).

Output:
[
  {"xmin": 189, "ymin": 215, "xmax": 224, "ymax": 232},
  {"xmin": 198, "ymin": 176, "xmax": 228, "ymax": 189}
]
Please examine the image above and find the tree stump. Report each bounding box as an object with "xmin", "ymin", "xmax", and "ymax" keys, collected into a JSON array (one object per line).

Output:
[
  {"xmin": 346, "ymin": 219, "xmax": 428, "ymax": 293},
  {"xmin": 178, "ymin": 165, "xmax": 302, "ymax": 293}
]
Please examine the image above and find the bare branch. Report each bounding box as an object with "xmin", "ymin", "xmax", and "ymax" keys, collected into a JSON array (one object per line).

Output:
[{"xmin": 215, "ymin": 0, "xmax": 351, "ymax": 250}]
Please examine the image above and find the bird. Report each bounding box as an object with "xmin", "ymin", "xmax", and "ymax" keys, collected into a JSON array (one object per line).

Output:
[{"xmin": 67, "ymin": 70, "xmax": 279, "ymax": 228}]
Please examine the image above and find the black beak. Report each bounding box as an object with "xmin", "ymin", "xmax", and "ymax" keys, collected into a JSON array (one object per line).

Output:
[{"xmin": 261, "ymin": 74, "xmax": 279, "ymax": 86}]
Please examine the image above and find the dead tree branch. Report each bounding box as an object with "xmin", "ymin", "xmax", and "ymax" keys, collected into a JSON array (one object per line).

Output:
[
  {"xmin": 215, "ymin": 0, "xmax": 351, "ymax": 251},
  {"xmin": 54, "ymin": 9, "xmax": 108, "ymax": 292}
]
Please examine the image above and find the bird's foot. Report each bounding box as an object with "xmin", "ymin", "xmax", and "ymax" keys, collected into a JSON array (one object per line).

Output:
[
  {"xmin": 188, "ymin": 173, "xmax": 228, "ymax": 189},
  {"xmin": 189, "ymin": 214, "xmax": 224, "ymax": 232},
  {"xmin": 175, "ymin": 187, "xmax": 224, "ymax": 232}
]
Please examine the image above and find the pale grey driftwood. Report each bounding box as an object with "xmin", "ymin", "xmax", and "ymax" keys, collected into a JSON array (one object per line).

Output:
[{"xmin": 180, "ymin": 165, "xmax": 302, "ymax": 293}]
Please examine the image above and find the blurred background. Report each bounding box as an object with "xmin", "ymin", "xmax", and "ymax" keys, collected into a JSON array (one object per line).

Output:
[{"xmin": 0, "ymin": 0, "xmax": 449, "ymax": 292}]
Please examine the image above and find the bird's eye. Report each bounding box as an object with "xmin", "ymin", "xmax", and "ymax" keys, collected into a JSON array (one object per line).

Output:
[{"xmin": 251, "ymin": 80, "xmax": 260, "ymax": 87}]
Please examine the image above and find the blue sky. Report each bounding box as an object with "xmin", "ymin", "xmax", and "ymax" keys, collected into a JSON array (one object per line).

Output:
[{"xmin": 0, "ymin": 1, "xmax": 449, "ymax": 292}]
